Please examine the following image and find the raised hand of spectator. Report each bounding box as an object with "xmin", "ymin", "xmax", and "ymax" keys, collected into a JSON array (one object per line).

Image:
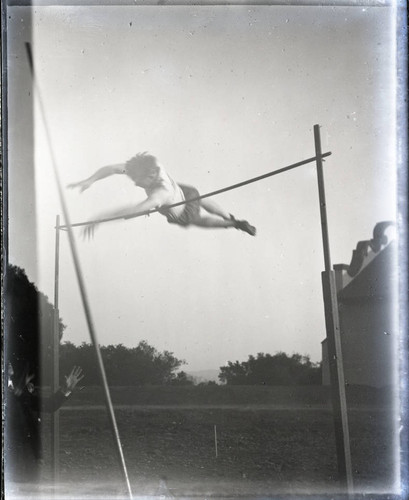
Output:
[{"xmin": 62, "ymin": 366, "xmax": 85, "ymax": 396}]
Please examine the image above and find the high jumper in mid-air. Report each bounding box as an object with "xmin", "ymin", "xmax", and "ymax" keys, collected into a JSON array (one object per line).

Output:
[{"xmin": 68, "ymin": 152, "xmax": 256, "ymax": 238}]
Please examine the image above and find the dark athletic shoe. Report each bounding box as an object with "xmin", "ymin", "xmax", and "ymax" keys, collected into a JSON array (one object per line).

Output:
[{"xmin": 231, "ymin": 216, "xmax": 256, "ymax": 236}]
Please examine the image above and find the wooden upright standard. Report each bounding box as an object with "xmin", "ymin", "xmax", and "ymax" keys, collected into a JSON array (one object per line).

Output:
[
  {"xmin": 314, "ymin": 124, "xmax": 353, "ymax": 493},
  {"xmin": 52, "ymin": 214, "xmax": 61, "ymax": 482}
]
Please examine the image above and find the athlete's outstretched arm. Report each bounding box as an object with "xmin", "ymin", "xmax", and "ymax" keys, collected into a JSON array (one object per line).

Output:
[
  {"xmin": 82, "ymin": 189, "xmax": 170, "ymax": 239},
  {"xmin": 67, "ymin": 164, "xmax": 126, "ymax": 193}
]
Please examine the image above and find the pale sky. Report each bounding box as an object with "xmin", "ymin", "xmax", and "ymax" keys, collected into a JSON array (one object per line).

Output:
[{"xmin": 7, "ymin": 4, "xmax": 397, "ymax": 372}]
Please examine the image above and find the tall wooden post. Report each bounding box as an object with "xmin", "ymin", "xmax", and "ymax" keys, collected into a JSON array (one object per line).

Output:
[
  {"xmin": 314, "ymin": 124, "xmax": 353, "ymax": 493},
  {"xmin": 52, "ymin": 214, "xmax": 61, "ymax": 482}
]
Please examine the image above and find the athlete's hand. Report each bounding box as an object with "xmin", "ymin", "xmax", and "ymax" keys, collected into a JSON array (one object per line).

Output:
[
  {"xmin": 67, "ymin": 179, "xmax": 92, "ymax": 193},
  {"xmin": 82, "ymin": 222, "xmax": 99, "ymax": 240}
]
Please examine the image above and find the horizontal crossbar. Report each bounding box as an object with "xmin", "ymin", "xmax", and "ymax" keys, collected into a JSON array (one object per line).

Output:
[{"xmin": 59, "ymin": 151, "xmax": 331, "ymax": 229}]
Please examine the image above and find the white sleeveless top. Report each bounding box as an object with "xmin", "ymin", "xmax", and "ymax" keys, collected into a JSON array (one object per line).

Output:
[{"xmin": 145, "ymin": 166, "xmax": 185, "ymax": 221}]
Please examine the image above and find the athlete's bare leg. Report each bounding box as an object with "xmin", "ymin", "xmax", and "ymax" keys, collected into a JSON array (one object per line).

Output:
[
  {"xmin": 190, "ymin": 215, "xmax": 236, "ymax": 229},
  {"xmin": 189, "ymin": 209, "xmax": 256, "ymax": 235},
  {"xmin": 200, "ymin": 199, "xmax": 231, "ymax": 221}
]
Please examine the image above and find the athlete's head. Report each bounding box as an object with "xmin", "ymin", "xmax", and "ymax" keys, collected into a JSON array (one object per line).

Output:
[{"xmin": 125, "ymin": 152, "xmax": 160, "ymax": 187}]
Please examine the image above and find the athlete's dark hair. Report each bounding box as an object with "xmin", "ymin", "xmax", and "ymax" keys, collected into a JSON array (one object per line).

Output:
[{"xmin": 125, "ymin": 152, "xmax": 159, "ymax": 178}]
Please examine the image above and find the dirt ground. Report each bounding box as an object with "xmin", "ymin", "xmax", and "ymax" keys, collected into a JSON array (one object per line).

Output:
[
  {"xmin": 7, "ymin": 405, "xmax": 394, "ymax": 499},
  {"xmin": 5, "ymin": 385, "xmax": 400, "ymax": 499}
]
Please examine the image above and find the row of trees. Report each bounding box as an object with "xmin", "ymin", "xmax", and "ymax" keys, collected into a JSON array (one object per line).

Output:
[
  {"xmin": 219, "ymin": 352, "xmax": 321, "ymax": 385},
  {"xmin": 59, "ymin": 341, "xmax": 193, "ymax": 386},
  {"xmin": 5, "ymin": 264, "xmax": 322, "ymax": 387},
  {"xmin": 59, "ymin": 345, "xmax": 321, "ymax": 386}
]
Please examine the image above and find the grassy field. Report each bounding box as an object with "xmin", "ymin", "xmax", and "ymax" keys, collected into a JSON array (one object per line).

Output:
[
  {"xmin": 10, "ymin": 386, "xmax": 400, "ymax": 499},
  {"xmin": 60, "ymin": 383, "xmax": 394, "ymax": 407}
]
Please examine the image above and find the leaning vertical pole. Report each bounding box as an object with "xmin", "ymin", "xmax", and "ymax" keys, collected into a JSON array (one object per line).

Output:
[
  {"xmin": 314, "ymin": 124, "xmax": 353, "ymax": 493},
  {"xmin": 52, "ymin": 215, "xmax": 61, "ymax": 483},
  {"xmin": 25, "ymin": 43, "xmax": 133, "ymax": 498}
]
